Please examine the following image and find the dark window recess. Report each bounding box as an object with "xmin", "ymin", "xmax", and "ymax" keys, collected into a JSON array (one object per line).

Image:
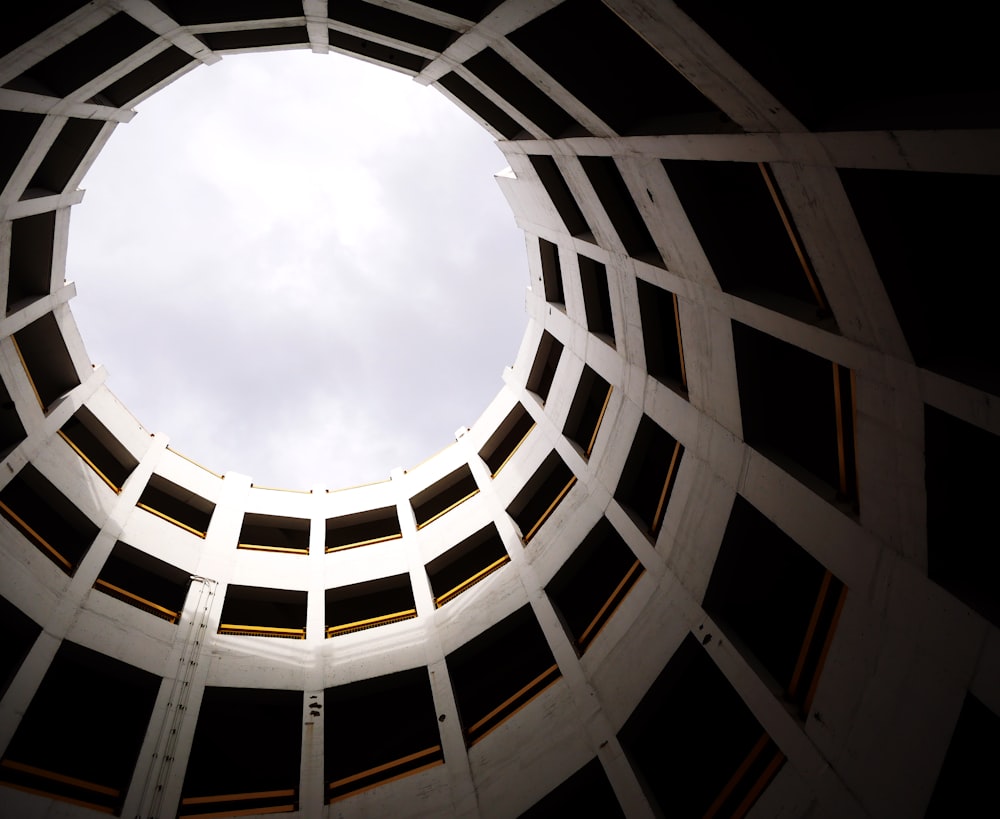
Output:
[
  {"xmin": 528, "ymin": 155, "xmax": 593, "ymax": 239},
  {"xmin": 26, "ymin": 117, "xmax": 104, "ymax": 197},
  {"xmin": 0, "ymin": 373, "xmax": 26, "ymax": 460},
  {"xmin": 218, "ymin": 585, "xmax": 307, "ymax": 639},
  {"xmin": 538, "ymin": 238, "xmax": 565, "ymax": 306},
  {"xmin": 0, "ymin": 596, "xmax": 41, "ymax": 702},
  {"xmin": 0, "ymin": 464, "xmax": 98, "ymax": 573},
  {"xmin": 563, "ymin": 366, "xmax": 612, "ymax": 459},
  {"xmin": 0, "ymin": 0, "xmax": 91, "ymax": 60},
  {"xmin": 703, "ymin": 496, "xmax": 846, "ymax": 717},
  {"xmin": 202, "ymin": 26, "xmax": 309, "ymax": 51},
  {"xmin": 732, "ymin": 321, "xmax": 858, "ymax": 508},
  {"xmin": 58, "ymin": 406, "xmax": 138, "ymax": 492},
  {"xmin": 526, "ymin": 331, "xmax": 562, "ymax": 403},
  {"xmin": 437, "ymin": 72, "xmax": 522, "ymax": 139},
  {"xmin": 926, "ymin": 693, "xmax": 1000, "ymax": 817},
  {"xmin": 136, "ymin": 474, "xmax": 215, "ymax": 537},
  {"xmin": 326, "ymin": 574, "xmax": 416, "ymax": 638},
  {"xmin": 578, "ymin": 254, "xmax": 616, "ymax": 342},
  {"xmin": 636, "ymin": 278, "xmax": 687, "ymax": 393},
  {"xmin": 149, "ymin": 0, "xmax": 304, "ymax": 26},
  {"xmin": 328, "ymin": 0, "xmax": 456, "ymax": 52},
  {"xmin": 325, "ymin": 668, "xmax": 443, "ymax": 803},
  {"xmin": 507, "ymin": 451, "xmax": 576, "ymax": 544},
  {"xmin": 674, "ymin": 0, "xmax": 1000, "ymax": 131},
  {"xmin": 0, "ymin": 640, "xmax": 160, "ymax": 816},
  {"xmin": 7, "ymin": 211, "xmax": 55, "ymax": 312},
  {"xmin": 579, "ymin": 157, "xmax": 665, "ymax": 269},
  {"xmin": 5, "ymin": 13, "xmax": 157, "ymax": 99},
  {"xmin": 327, "ymin": 30, "xmax": 429, "ymax": 73},
  {"xmin": 412, "ymin": 466, "xmax": 479, "ymax": 529},
  {"xmin": 238, "ymin": 512, "xmax": 309, "ymax": 554},
  {"xmin": 427, "ymin": 523, "xmax": 510, "ymax": 607},
  {"xmin": 325, "ymin": 505, "xmax": 401, "ymax": 551},
  {"xmin": 546, "ymin": 518, "xmax": 643, "ymax": 655},
  {"xmin": 465, "ymin": 48, "xmax": 584, "ymax": 138},
  {"xmin": 405, "ymin": 0, "xmax": 503, "ymax": 21},
  {"xmin": 178, "ymin": 687, "xmax": 301, "ymax": 818},
  {"xmin": 509, "ymin": 0, "xmax": 735, "ymax": 136},
  {"xmin": 0, "ymin": 111, "xmax": 43, "ymax": 193},
  {"xmin": 447, "ymin": 605, "xmax": 561, "ymax": 746},
  {"xmin": 480, "ymin": 403, "xmax": 535, "ymax": 476},
  {"xmin": 840, "ymin": 168, "xmax": 1000, "ymax": 395},
  {"xmin": 925, "ymin": 406, "xmax": 1000, "ymax": 629},
  {"xmin": 619, "ymin": 635, "xmax": 784, "ymax": 816},
  {"xmin": 95, "ymin": 541, "xmax": 190, "ymax": 623},
  {"xmin": 97, "ymin": 45, "xmax": 195, "ymax": 107},
  {"xmin": 519, "ymin": 757, "xmax": 626, "ymax": 818},
  {"xmin": 614, "ymin": 415, "xmax": 684, "ymax": 539},
  {"xmin": 664, "ymin": 159, "xmax": 831, "ymax": 320},
  {"xmin": 13, "ymin": 312, "xmax": 81, "ymax": 411}
]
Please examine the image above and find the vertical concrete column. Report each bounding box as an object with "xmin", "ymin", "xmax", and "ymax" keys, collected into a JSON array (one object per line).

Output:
[
  {"xmin": 122, "ymin": 576, "xmax": 218, "ymax": 819},
  {"xmin": 300, "ymin": 487, "xmax": 327, "ymax": 815}
]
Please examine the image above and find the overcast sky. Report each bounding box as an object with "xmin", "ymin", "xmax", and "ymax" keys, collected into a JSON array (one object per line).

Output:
[{"xmin": 66, "ymin": 49, "xmax": 528, "ymax": 490}]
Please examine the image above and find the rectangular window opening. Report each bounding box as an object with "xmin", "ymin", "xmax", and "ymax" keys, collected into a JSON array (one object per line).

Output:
[
  {"xmin": 0, "ymin": 464, "xmax": 98, "ymax": 573},
  {"xmin": 7, "ymin": 211, "xmax": 55, "ymax": 314},
  {"xmin": 563, "ymin": 366, "xmax": 612, "ymax": 459},
  {"xmin": 636, "ymin": 278, "xmax": 687, "ymax": 394},
  {"xmin": 614, "ymin": 416, "xmax": 684, "ymax": 540},
  {"xmin": 446, "ymin": 605, "xmax": 561, "ymax": 746},
  {"xmin": 58, "ymin": 407, "xmax": 138, "ymax": 493},
  {"xmin": 426, "ymin": 524, "xmax": 510, "ymax": 607},
  {"xmin": 618, "ymin": 635, "xmax": 784, "ymax": 817},
  {"xmin": 325, "ymin": 575, "xmax": 416, "ymax": 639},
  {"xmin": 578, "ymin": 254, "xmax": 616, "ymax": 344},
  {"xmin": 546, "ymin": 518, "xmax": 644, "ymax": 655},
  {"xmin": 13, "ymin": 312, "xmax": 81, "ymax": 412},
  {"xmin": 506, "ymin": 451, "xmax": 576, "ymax": 544},
  {"xmin": 325, "ymin": 668, "xmax": 443, "ymax": 803},
  {"xmin": 663, "ymin": 159, "xmax": 832, "ymax": 322},
  {"xmin": 703, "ymin": 496, "xmax": 847, "ymax": 717},
  {"xmin": 94, "ymin": 541, "xmax": 190, "ymax": 624},
  {"xmin": 178, "ymin": 686, "xmax": 301, "ymax": 817},
  {"xmin": 526, "ymin": 331, "xmax": 563, "ymax": 404},
  {"xmin": 218, "ymin": 585, "xmax": 307, "ymax": 640},
  {"xmin": 479, "ymin": 403, "xmax": 535, "ymax": 477},
  {"xmin": 136, "ymin": 475, "xmax": 215, "ymax": 538},
  {"xmin": 528, "ymin": 155, "xmax": 594, "ymax": 240},
  {"xmin": 411, "ymin": 465, "xmax": 479, "ymax": 529},
  {"xmin": 238, "ymin": 512, "xmax": 310, "ymax": 555},
  {"xmin": 325, "ymin": 506, "xmax": 401, "ymax": 552},
  {"xmin": 732, "ymin": 321, "xmax": 858, "ymax": 511},
  {"xmin": 579, "ymin": 157, "xmax": 665, "ymax": 269},
  {"xmin": 538, "ymin": 238, "xmax": 565, "ymax": 307}
]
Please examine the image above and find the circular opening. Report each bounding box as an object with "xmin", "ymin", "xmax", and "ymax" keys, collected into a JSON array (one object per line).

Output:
[{"xmin": 67, "ymin": 50, "xmax": 527, "ymax": 488}]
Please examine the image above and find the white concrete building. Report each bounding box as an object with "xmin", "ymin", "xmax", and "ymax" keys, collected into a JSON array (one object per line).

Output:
[{"xmin": 1, "ymin": 1, "xmax": 998, "ymax": 817}]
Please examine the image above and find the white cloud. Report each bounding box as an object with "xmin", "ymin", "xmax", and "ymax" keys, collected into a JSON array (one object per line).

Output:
[{"xmin": 67, "ymin": 48, "xmax": 527, "ymax": 489}]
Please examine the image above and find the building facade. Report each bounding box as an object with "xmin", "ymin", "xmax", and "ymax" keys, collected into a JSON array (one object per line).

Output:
[{"xmin": 1, "ymin": 1, "xmax": 998, "ymax": 817}]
